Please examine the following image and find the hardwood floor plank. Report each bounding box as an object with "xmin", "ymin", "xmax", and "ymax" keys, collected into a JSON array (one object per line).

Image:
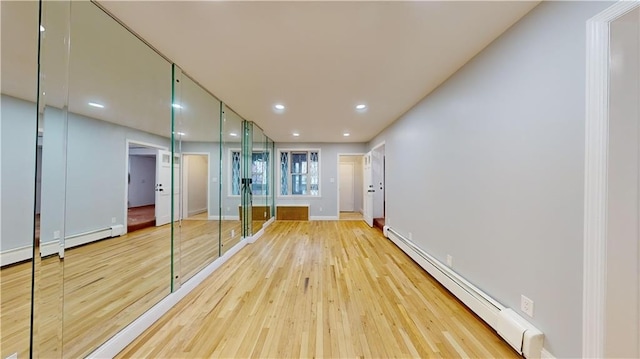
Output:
[{"xmin": 117, "ymin": 220, "xmax": 520, "ymax": 359}]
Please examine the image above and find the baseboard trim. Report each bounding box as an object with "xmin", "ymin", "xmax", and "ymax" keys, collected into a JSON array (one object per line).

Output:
[
  {"xmin": 87, "ymin": 236, "xmax": 250, "ymax": 359},
  {"xmin": 40, "ymin": 240, "xmax": 60, "ymax": 257},
  {"xmin": 0, "ymin": 245, "xmax": 33, "ymax": 266},
  {"xmin": 221, "ymin": 215, "xmax": 240, "ymax": 221},
  {"xmin": 309, "ymin": 216, "xmax": 339, "ymax": 221},
  {"xmin": 541, "ymin": 348, "xmax": 556, "ymax": 359}
]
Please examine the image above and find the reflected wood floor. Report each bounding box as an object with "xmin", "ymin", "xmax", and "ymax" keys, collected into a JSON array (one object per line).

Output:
[
  {"xmin": 1, "ymin": 260, "xmax": 32, "ymax": 359},
  {"xmin": 0, "ymin": 219, "xmax": 243, "ymax": 358},
  {"xmin": 118, "ymin": 221, "xmax": 519, "ymax": 358}
]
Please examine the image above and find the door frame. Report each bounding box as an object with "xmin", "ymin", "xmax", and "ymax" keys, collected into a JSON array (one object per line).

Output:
[
  {"xmin": 336, "ymin": 152, "xmax": 364, "ymax": 218},
  {"xmin": 583, "ymin": 2, "xmax": 640, "ymax": 357},
  {"xmin": 124, "ymin": 139, "xmax": 168, "ymax": 235},
  {"xmin": 371, "ymin": 142, "xmax": 386, "ymax": 221},
  {"xmin": 339, "ymin": 162, "xmax": 355, "ymax": 212},
  {"xmin": 181, "ymin": 152, "xmax": 211, "ymax": 219}
]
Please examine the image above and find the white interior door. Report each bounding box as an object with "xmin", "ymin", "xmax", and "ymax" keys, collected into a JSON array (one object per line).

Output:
[
  {"xmin": 155, "ymin": 149, "xmax": 171, "ymax": 226},
  {"xmin": 339, "ymin": 162, "xmax": 355, "ymax": 212},
  {"xmin": 363, "ymin": 152, "xmax": 373, "ymax": 227}
]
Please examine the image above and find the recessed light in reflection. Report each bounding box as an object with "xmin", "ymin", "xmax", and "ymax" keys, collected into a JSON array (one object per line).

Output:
[
  {"xmin": 40, "ymin": 25, "xmax": 45, "ymax": 32},
  {"xmin": 274, "ymin": 104, "xmax": 285, "ymax": 110},
  {"xmin": 292, "ymin": 132, "xmax": 300, "ymax": 137},
  {"xmin": 172, "ymin": 103, "xmax": 183, "ymax": 109},
  {"xmin": 343, "ymin": 133, "xmax": 350, "ymax": 137},
  {"xmin": 229, "ymin": 132, "xmax": 238, "ymax": 137},
  {"xmin": 175, "ymin": 132, "xmax": 186, "ymax": 136},
  {"xmin": 356, "ymin": 104, "xmax": 366, "ymax": 110},
  {"xmin": 88, "ymin": 102, "xmax": 104, "ymax": 108}
]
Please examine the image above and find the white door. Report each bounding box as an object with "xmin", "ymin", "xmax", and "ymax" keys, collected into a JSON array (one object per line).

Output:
[
  {"xmin": 155, "ymin": 150, "xmax": 172, "ymax": 226},
  {"xmin": 363, "ymin": 152, "xmax": 373, "ymax": 227},
  {"xmin": 339, "ymin": 162, "xmax": 355, "ymax": 212}
]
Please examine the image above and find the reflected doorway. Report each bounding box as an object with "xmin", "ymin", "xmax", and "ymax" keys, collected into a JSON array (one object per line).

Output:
[{"xmin": 126, "ymin": 141, "xmax": 166, "ymax": 233}]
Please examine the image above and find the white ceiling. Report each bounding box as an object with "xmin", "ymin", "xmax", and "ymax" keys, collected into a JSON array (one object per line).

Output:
[
  {"xmin": 98, "ymin": 1, "xmax": 539, "ymax": 143},
  {"xmin": 2, "ymin": 1, "xmax": 540, "ymax": 144}
]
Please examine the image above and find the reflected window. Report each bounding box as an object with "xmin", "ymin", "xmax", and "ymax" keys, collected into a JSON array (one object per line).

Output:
[
  {"xmin": 279, "ymin": 149, "xmax": 320, "ymax": 196},
  {"xmin": 231, "ymin": 150, "xmax": 269, "ymax": 196}
]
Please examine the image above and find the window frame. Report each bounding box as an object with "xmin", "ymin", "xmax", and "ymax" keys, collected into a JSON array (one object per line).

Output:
[
  {"xmin": 228, "ymin": 148, "xmax": 271, "ymax": 198},
  {"xmin": 277, "ymin": 148, "xmax": 321, "ymax": 198}
]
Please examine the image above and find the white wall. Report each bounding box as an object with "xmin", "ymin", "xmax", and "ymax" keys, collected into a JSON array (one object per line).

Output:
[
  {"xmin": 0, "ymin": 95, "xmax": 36, "ymax": 253},
  {"xmin": 368, "ymin": 2, "xmax": 612, "ymax": 357},
  {"xmin": 128, "ymin": 155, "xmax": 156, "ymax": 208},
  {"xmin": 276, "ymin": 142, "xmax": 366, "ymax": 218},
  {"xmin": 605, "ymin": 7, "xmax": 639, "ymax": 358}
]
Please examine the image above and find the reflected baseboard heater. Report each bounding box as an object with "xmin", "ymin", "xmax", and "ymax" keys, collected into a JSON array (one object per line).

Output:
[
  {"xmin": 65, "ymin": 225, "xmax": 125, "ymax": 249},
  {"xmin": 384, "ymin": 226, "xmax": 544, "ymax": 359}
]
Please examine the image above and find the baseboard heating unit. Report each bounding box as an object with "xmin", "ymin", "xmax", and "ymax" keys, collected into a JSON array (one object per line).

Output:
[{"xmin": 384, "ymin": 226, "xmax": 544, "ymax": 359}]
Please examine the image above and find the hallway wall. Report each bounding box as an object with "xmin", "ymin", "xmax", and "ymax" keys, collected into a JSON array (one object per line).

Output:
[{"xmin": 368, "ymin": 1, "xmax": 613, "ymax": 357}]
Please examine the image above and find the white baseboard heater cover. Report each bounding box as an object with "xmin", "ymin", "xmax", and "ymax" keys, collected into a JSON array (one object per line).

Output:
[
  {"xmin": 385, "ymin": 226, "xmax": 545, "ymax": 359},
  {"xmin": 497, "ymin": 308, "xmax": 544, "ymax": 356}
]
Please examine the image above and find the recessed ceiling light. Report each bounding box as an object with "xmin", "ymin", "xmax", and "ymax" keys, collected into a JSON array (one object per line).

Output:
[
  {"xmin": 88, "ymin": 102, "xmax": 104, "ymax": 108},
  {"xmin": 172, "ymin": 103, "xmax": 183, "ymax": 109},
  {"xmin": 274, "ymin": 104, "xmax": 285, "ymax": 110},
  {"xmin": 175, "ymin": 132, "xmax": 186, "ymax": 136},
  {"xmin": 343, "ymin": 133, "xmax": 350, "ymax": 137},
  {"xmin": 40, "ymin": 25, "xmax": 45, "ymax": 32},
  {"xmin": 292, "ymin": 132, "xmax": 300, "ymax": 137},
  {"xmin": 229, "ymin": 132, "xmax": 238, "ymax": 137},
  {"xmin": 356, "ymin": 104, "xmax": 367, "ymax": 110}
]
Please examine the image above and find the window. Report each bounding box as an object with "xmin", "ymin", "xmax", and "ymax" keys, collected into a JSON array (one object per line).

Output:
[
  {"xmin": 230, "ymin": 150, "xmax": 269, "ymax": 196},
  {"xmin": 279, "ymin": 149, "xmax": 320, "ymax": 196}
]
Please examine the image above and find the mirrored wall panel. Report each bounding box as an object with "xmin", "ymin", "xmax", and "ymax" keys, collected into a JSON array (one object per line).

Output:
[
  {"xmin": 59, "ymin": 2, "xmax": 172, "ymax": 357},
  {"xmin": 221, "ymin": 105, "xmax": 244, "ymax": 255},
  {"xmin": 173, "ymin": 67, "xmax": 222, "ymax": 284},
  {"xmin": 252, "ymin": 125, "xmax": 270, "ymax": 233},
  {"xmin": 1, "ymin": 1, "xmax": 39, "ymax": 358}
]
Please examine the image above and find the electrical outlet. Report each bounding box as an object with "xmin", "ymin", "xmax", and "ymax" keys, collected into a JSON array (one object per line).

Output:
[
  {"xmin": 53, "ymin": 230, "xmax": 60, "ymax": 239},
  {"xmin": 446, "ymin": 255, "xmax": 453, "ymax": 267},
  {"xmin": 521, "ymin": 295, "xmax": 534, "ymax": 317}
]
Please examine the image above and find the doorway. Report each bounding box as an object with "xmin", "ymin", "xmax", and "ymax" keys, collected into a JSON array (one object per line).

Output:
[
  {"xmin": 182, "ymin": 153, "xmax": 209, "ymax": 221},
  {"xmin": 125, "ymin": 141, "xmax": 166, "ymax": 233},
  {"xmin": 338, "ymin": 154, "xmax": 363, "ymax": 221},
  {"xmin": 371, "ymin": 143, "xmax": 386, "ymax": 231}
]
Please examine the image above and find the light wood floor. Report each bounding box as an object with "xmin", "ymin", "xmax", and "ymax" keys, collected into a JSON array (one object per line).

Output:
[
  {"xmin": 118, "ymin": 221, "xmax": 519, "ymax": 358},
  {"xmin": 0, "ymin": 260, "xmax": 32, "ymax": 359},
  {"xmin": 339, "ymin": 211, "xmax": 364, "ymax": 221}
]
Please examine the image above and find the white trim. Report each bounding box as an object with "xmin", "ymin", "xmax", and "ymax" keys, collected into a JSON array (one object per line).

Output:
[
  {"xmin": 227, "ymin": 148, "xmax": 272, "ymax": 198},
  {"xmin": 65, "ymin": 228, "xmax": 113, "ymax": 249},
  {"xmin": 540, "ymin": 348, "xmax": 556, "ymax": 359},
  {"xmin": 336, "ymin": 152, "xmax": 365, "ymax": 218},
  {"xmin": 0, "ymin": 245, "xmax": 33, "ymax": 266},
  {"xmin": 583, "ymin": 2, "xmax": 640, "ymax": 358},
  {"xmin": 309, "ymin": 216, "xmax": 339, "ymax": 221},
  {"xmin": 40, "ymin": 240, "xmax": 61, "ymax": 258},
  {"xmin": 370, "ymin": 140, "xmax": 386, "ymax": 152},
  {"xmin": 276, "ymin": 148, "xmax": 322, "ymax": 198},
  {"xmin": 88, "ymin": 235, "xmax": 251, "ymax": 359}
]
